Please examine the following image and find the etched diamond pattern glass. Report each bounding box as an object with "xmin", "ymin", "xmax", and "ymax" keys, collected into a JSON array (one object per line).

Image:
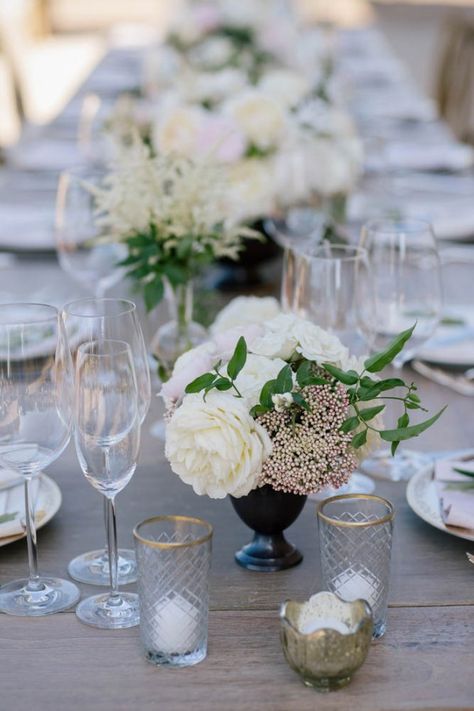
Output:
[
  {"xmin": 318, "ymin": 495, "xmax": 394, "ymax": 639},
  {"xmin": 134, "ymin": 516, "xmax": 212, "ymax": 667}
]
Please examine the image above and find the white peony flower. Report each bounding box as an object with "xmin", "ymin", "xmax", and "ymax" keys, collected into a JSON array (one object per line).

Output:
[
  {"xmin": 153, "ymin": 105, "xmax": 203, "ymax": 158},
  {"xmin": 211, "ymin": 296, "xmax": 281, "ymax": 336},
  {"xmin": 165, "ymin": 391, "xmax": 272, "ymax": 499},
  {"xmin": 293, "ymin": 321, "xmax": 349, "ymax": 366},
  {"xmin": 224, "ymin": 90, "xmax": 286, "ymax": 150},
  {"xmin": 258, "ymin": 70, "xmax": 310, "ymax": 109},
  {"xmin": 234, "ymin": 354, "xmax": 287, "ymax": 407}
]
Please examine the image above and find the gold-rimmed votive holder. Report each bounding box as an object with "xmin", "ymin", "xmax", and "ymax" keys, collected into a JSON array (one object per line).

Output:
[
  {"xmin": 280, "ymin": 591, "xmax": 373, "ymax": 692},
  {"xmin": 317, "ymin": 494, "xmax": 395, "ymax": 639},
  {"xmin": 133, "ymin": 515, "xmax": 213, "ymax": 667}
]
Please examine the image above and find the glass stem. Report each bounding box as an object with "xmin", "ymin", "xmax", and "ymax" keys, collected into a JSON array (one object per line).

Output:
[
  {"xmin": 106, "ymin": 496, "xmax": 120, "ymax": 601},
  {"xmin": 103, "ymin": 497, "xmax": 109, "ymax": 561},
  {"xmin": 24, "ymin": 478, "xmax": 42, "ymax": 591}
]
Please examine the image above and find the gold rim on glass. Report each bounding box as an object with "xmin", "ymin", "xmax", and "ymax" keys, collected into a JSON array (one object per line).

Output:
[
  {"xmin": 133, "ymin": 515, "xmax": 213, "ymax": 549},
  {"xmin": 317, "ymin": 494, "xmax": 395, "ymax": 528}
]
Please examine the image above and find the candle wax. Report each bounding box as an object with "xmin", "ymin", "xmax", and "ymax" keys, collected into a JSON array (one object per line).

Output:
[
  {"xmin": 152, "ymin": 594, "xmax": 200, "ymax": 655},
  {"xmin": 334, "ymin": 569, "xmax": 379, "ymax": 609},
  {"xmin": 300, "ymin": 617, "xmax": 350, "ymax": 635}
]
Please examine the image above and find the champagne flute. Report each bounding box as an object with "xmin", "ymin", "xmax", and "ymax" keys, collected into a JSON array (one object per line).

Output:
[
  {"xmin": 296, "ymin": 244, "xmax": 376, "ymax": 495},
  {"xmin": 74, "ymin": 339, "xmax": 140, "ymax": 629},
  {"xmin": 0, "ymin": 303, "xmax": 80, "ymax": 615},
  {"xmin": 63, "ymin": 297, "xmax": 151, "ymax": 586},
  {"xmin": 55, "ymin": 167, "xmax": 127, "ymax": 298},
  {"xmin": 359, "ymin": 218, "xmax": 443, "ymax": 480}
]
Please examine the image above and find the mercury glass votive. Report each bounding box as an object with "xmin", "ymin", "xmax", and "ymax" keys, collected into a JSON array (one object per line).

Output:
[
  {"xmin": 317, "ymin": 494, "xmax": 395, "ymax": 639},
  {"xmin": 133, "ymin": 516, "xmax": 213, "ymax": 667},
  {"xmin": 280, "ymin": 591, "xmax": 373, "ymax": 692}
]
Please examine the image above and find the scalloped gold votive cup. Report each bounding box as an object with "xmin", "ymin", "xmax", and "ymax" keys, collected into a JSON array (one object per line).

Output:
[{"xmin": 280, "ymin": 591, "xmax": 373, "ymax": 692}]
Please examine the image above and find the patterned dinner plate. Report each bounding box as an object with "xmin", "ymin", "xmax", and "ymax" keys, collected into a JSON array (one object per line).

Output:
[
  {"xmin": 406, "ymin": 467, "xmax": 474, "ymax": 542},
  {"xmin": 0, "ymin": 474, "xmax": 62, "ymax": 547}
]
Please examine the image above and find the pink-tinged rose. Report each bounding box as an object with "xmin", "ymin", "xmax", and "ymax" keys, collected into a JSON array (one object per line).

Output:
[
  {"xmin": 192, "ymin": 4, "xmax": 221, "ymax": 33},
  {"xmin": 160, "ymin": 348, "xmax": 214, "ymax": 406},
  {"xmin": 196, "ymin": 115, "xmax": 246, "ymax": 164},
  {"xmin": 212, "ymin": 324, "xmax": 264, "ymax": 361}
]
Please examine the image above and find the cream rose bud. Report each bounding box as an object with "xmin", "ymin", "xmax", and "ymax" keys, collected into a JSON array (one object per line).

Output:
[
  {"xmin": 226, "ymin": 158, "xmax": 277, "ymax": 220},
  {"xmin": 224, "ymin": 90, "xmax": 286, "ymax": 150},
  {"xmin": 165, "ymin": 392, "xmax": 273, "ymax": 499},
  {"xmin": 272, "ymin": 392, "xmax": 294, "ymax": 413},
  {"xmin": 293, "ymin": 321, "xmax": 349, "ymax": 366},
  {"xmin": 234, "ymin": 354, "xmax": 287, "ymax": 408},
  {"xmin": 211, "ymin": 296, "xmax": 281, "ymax": 335}
]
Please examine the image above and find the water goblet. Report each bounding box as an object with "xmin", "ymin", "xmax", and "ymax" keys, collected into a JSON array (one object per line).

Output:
[
  {"xmin": 63, "ymin": 298, "xmax": 151, "ymax": 586},
  {"xmin": 0, "ymin": 303, "xmax": 80, "ymax": 615}
]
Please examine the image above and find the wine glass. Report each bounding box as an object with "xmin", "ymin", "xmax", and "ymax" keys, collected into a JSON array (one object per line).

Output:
[
  {"xmin": 0, "ymin": 303, "xmax": 80, "ymax": 615},
  {"xmin": 358, "ymin": 218, "xmax": 443, "ymax": 480},
  {"xmin": 296, "ymin": 244, "xmax": 376, "ymax": 495},
  {"xmin": 74, "ymin": 339, "xmax": 140, "ymax": 629},
  {"xmin": 55, "ymin": 167, "xmax": 127, "ymax": 298},
  {"xmin": 62, "ymin": 297, "xmax": 151, "ymax": 586}
]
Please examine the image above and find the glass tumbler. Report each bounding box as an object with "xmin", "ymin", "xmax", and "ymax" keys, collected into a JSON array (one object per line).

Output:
[
  {"xmin": 317, "ymin": 494, "xmax": 394, "ymax": 639},
  {"xmin": 134, "ymin": 516, "xmax": 213, "ymax": 667}
]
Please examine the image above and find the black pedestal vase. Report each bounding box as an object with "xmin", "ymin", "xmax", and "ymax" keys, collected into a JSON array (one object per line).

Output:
[{"xmin": 230, "ymin": 485, "xmax": 307, "ymax": 572}]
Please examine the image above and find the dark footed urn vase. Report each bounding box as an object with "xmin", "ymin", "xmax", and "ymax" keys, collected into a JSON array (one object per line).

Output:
[{"xmin": 230, "ymin": 485, "xmax": 307, "ymax": 572}]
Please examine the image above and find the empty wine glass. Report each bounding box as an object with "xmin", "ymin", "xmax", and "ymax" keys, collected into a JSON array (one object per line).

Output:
[
  {"xmin": 55, "ymin": 167, "xmax": 127, "ymax": 298},
  {"xmin": 296, "ymin": 245, "xmax": 376, "ymax": 495},
  {"xmin": 74, "ymin": 339, "xmax": 140, "ymax": 629},
  {"xmin": 63, "ymin": 297, "xmax": 151, "ymax": 586},
  {"xmin": 0, "ymin": 303, "xmax": 80, "ymax": 615},
  {"xmin": 359, "ymin": 218, "xmax": 443, "ymax": 480}
]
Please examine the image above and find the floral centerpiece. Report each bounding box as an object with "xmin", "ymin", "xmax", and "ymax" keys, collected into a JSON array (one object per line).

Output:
[
  {"xmin": 163, "ymin": 311, "xmax": 444, "ymax": 570},
  {"xmin": 90, "ymin": 139, "xmax": 256, "ymax": 375}
]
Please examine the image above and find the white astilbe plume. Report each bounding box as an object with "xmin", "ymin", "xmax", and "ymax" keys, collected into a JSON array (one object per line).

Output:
[{"xmin": 91, "ymin": 137, "xmax": 254, "ymax": 260}]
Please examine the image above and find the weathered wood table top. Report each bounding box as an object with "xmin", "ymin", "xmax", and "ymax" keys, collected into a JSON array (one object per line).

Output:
[{"xmin": 1, "ymin": 24, "xmax": 474, "ymax": 711}]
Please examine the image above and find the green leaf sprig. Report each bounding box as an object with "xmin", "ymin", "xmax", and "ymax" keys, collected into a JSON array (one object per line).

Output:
[
  {"xmin": 185, "ymin": 337, "xmax": 247, "ymax": 398},
  {"xmin": 325, "ymin": 325, "xmax": 446, "ymax": 453}
]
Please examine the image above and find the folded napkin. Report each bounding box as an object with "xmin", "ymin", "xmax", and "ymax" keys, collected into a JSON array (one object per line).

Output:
[
  {"xmin": 434, "ymin": 459, "xmax": 474, "ymax": 531},
  {"xmin": 0, "ymin": 474, "xmax": 41, "ymax": 539}
]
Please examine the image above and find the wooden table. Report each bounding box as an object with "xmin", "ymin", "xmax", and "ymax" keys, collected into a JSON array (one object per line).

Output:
[
  {"xmin": 0, "ymin": 371, "xmax": 473, "ymax": 710},
  {"xmin": 1, "ymin": 23, "xmax": 474, "ymax": 711}
]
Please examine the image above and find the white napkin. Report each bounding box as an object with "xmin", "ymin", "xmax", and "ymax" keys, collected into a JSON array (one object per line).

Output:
[
  {"xmin": 386, "ymin": 142, "xmax": 474, "ymax": 172},
  {"xmin": 0, "ymin": 474, "xmax": 40, "ymax": 539},
  {"xmin": 434, "ymin": 458, "xmax": 474, "ymax": 531}
]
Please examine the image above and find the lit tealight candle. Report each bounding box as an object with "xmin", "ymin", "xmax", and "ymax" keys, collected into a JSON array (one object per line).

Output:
[
  {"xmin": 153, "ymin": 594, "xmax": 200, "ymax": 655},
  {"xmin": 300, "ymin": 617, "xmax": 350, "ymax": 635}
]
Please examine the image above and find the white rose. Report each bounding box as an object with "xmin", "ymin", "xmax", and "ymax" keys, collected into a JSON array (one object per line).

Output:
[
  {"xmin": 186, "ymin": 68, "xmax": 247, "ymax": 103},
  {"xmin": 165, "ymin": 391, "xmax": 272, "ymax": 499},
  {"xmin": 225, "ymin": 90, "xmax": 286, "ymax": 150},
  {"xmin": 251, "ymin": 314, "xmax": 301, "ymax": 360},
  {"xmin": 211, "ymin": 296, "xmax": 281, "ymax": 336},
  {"xmin": 234, "ymin": 354, "xmax": 287, "ymax": 407},
  {"xmin": 189, "ymin": 36, "xmax": 235, "ymax": 69},
  {"xmin": 293, "ymin": 321, "xmax": 349, "ymax": 366},
  {"xmin": 226, "ymin": 158, "xmax": 277, "ymax": 220},
  {"xmin": 259, "ymin": 70, "xmax": 310, "ymax": 109},
  {"xmin": 304, "ymin": 137, "xmax": 361, "ymax": 197},
  {"xmin": 272, "ymin": 392, "xmax": 294, "ymax": 412}
]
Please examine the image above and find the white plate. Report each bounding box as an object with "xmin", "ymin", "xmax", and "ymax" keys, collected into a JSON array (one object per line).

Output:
[
  {"xmin": 0, "ymin": 474, "xmax": 62, "ymax": 547},
  {"xmin": 406, "ymin": 467, "xmax": 474, "ymax": 542}
]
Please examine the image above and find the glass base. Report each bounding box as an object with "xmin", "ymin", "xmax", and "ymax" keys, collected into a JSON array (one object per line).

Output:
[
  {"xmin": 373, "ymin": 620, "xmax": 387, "ymax": 639},
  {"xmin": 309, "ymin": 473, "xmax": 375, "ymax": 501},
  {"xmin": 0, "ymin": 577, "xmax": 80, "ymax": 616},
  {"xmin": 68, "ymin": 548, "xmax": 137, "ymax": 586},
  {"xmin": 303, "ymin": 675, "xmax": 352, "ymax": 692},
  {"xmin": 76, "ymin": 591, "xmax": 139, "ymax": 629},
  {"xmin": 149, "ymin": 418, "xmax": 166, "ymax": 441},
  {"xmin": 145, "ymin": 646, "xmax": 207, "ymax": 668},
  {"xmin": 359, "ymin": 448, "xmax": 432, "ymax": 482}
]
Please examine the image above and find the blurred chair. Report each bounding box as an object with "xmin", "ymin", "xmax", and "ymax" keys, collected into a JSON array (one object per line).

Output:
[
  {"xmin": 436, "ymin": 18, "xmax": 474, "ymax": 146},
  {"xmin": 0, "ymin": 0, "xmax": 104, "ymax": 125}
]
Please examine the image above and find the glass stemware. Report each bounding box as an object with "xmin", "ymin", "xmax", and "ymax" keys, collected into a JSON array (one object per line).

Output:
[
  {"xmin": 74, "ymin": 339, "xmax": 140, "ymax": 629},
  {"xmin": 296, "ymin": 244, "xmax": 376, "ymax": 495},
  {"xmin": 55, "ymin": 167, "xmax": 127, "ymax": 298},
  {"xmin": 63, "ymin": 297, "xmax": 151, "ymax": 586},
  {"xmin": 0, "ymin": 303, "xmax": 80, "ymax": 615},
  {"xmin": 358, "ymin": 218, "xmax": 443, "ymax": 480}
]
